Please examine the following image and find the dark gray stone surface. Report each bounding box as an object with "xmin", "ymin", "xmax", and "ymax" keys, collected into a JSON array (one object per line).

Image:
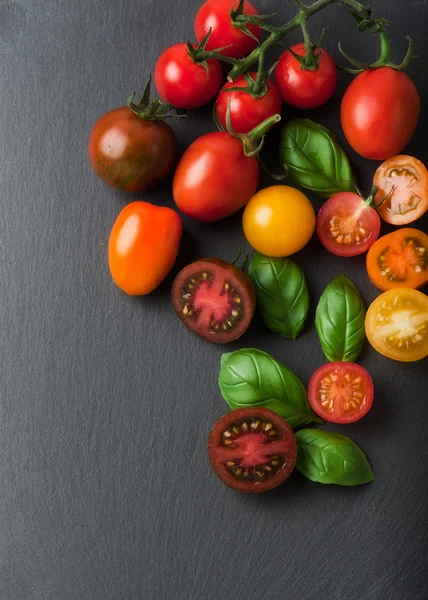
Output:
[{"xmin": 1, "ymin": 0, "xmax": 427, "ymax": 598}]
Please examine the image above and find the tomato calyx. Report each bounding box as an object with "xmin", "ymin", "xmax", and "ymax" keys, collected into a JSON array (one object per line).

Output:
[
  {"xmin": 186, "ymin": 29, "xmax": 236, "ymax": 69},
  {"xmin": 288, "ymin": 23, "xmax": 327, "ymax": 71},
  {"xmin": 229, "ymin": 0, "xmax": 275, "ymax": 42},
  {"xmin": 339, "ymin": 30, "xmax": 416, "ymax": 75},
  {"xmin": 222, "ymin": 67, "xmax": 276, "ymax": 100},
  {"xmin": 128, "ymin": 75, "xmax": 185, "ymax": 121}
]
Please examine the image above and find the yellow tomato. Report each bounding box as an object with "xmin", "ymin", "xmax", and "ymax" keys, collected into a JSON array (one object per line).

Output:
[
  {"xmin": 242, "ymin": 185, "xmax": 316, "ymax": 257},
  {"xmin": 365, "ymin": 288, "xmax": 428, "ymax": 362}
]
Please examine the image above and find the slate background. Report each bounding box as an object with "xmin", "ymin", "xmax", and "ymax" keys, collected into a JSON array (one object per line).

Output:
[{"xmin": 1, "ymin": 0, "xmax": 428, "ymax": 598}]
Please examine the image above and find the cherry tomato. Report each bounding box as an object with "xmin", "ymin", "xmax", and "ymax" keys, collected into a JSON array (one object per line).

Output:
[
  {"xmin": 208, "ymin": 407, "xmax": 297, "ymax": 493},
  {"xmin": 373, "ymin": 155, "xmax": 428, "ymax": 225},
  {"xmin": 243, "ymin": 185, "xmax": 316, "ymax": 257},
  {"xmin": 108, "ymin": 201, "xmax": 182, "ymax": 296},
  {"xmin": 214, "ymin": 72, "xmax": 282, "ymax": 133},
  {"xmin": 195, "ymin": 0, "xmax": 262, "ymax": 59},
  {"xmin": 366, "ymin": 228, "xmax": 428, "ymax": 292},
  {"xmin": 316, "ymin": 192, "xmax": 381, "ymax": 257},
  {"xmin": 88, "ymin": 107, "xmax": 177, "ymax": 192},
  {"xmin": 173, "ymin": 132, "xmax": 259, "ymax": 221},
  {"xmin": 154, "ymin": 43, "xmax": 222, "ymax": 109},
  {"xmin": 308, "ymin": 363, "xmax": 374, "ymax": 424},
  {"xmin": 275, "ymin": 44, "xmax": 337, "ymax": 109},
  {"xmin": 365, "ymin": 288, "xmax": 428, "ymax": 362},
  {"xmin": 341, "ymin": 68, "xmax": 420, "ymax": 160}
]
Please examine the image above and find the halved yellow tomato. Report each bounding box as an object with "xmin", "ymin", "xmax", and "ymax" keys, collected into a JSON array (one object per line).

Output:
[{"xmin": 365, "ymin": 288, "xmax": 428, "ymax": 362}]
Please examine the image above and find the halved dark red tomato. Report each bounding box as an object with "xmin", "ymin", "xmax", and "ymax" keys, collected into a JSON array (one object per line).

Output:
[
  {"xmin": 308, "ymin": 363, "xmax": 374, "ymax": 424},
  {"xmin": 171, "ymin": 259, "xmax": 255, "ymax": 343},
  {"xmin": 316, "ymin": 192, "xmax": 381, "ymax": 257},
  {"xmin": 366, "ymin": 228, "xmax": 428, "ymax": 291},
  {"xmin": 208, "ymin": 407, "xmax": 297, "ymax": 493}
]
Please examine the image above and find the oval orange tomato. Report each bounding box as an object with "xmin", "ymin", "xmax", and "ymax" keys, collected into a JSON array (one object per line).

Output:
[{"xmin": 108, "ymin": 201, "xmax": 182, "ymax": 295}]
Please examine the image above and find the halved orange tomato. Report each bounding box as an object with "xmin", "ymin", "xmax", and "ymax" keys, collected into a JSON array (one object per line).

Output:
[
  {"xmin": 366, "ymin": 228, "xmax": 428, "ymax": 292},
  {"xmin": 374, "ymin": 155, "xmax": 428, "ymax": 225},
  {"xmin": 365, "ymin": 289, "xmax": 428, "ymax": 362}
]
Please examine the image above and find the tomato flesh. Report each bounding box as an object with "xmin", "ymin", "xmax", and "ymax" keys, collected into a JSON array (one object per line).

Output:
[
  {"xmin": 214, "ymin": 73, "xmax": 282, "ymax": 134},
  {"xmin": 173, "ymin": 132, "xmax": 260, "ymax": 221},
  {"xmin": 194, "ymin": 0, "xmax": 262, "ymax": 59},
  {"xmin": 154, "ymin": 43, "xmax": 222, "ymax": 109},
  {"xmin": 374, "ymin": 155, "xmax": 428, "ymax": 225},
  {"xmin": 316, "ymin": 192, "xmax": 381, "ymax": 257},
  {"xmin": 309, "ymin": 363, "xmax": 374, "ymax": 424},
  {"xmin": 275, "ymin": 44, "xmax": 337, "ymax": 109},
  {"xmin": 366, "ymin": 228, "xmax": 428, "ymax": 291},
  {"xmin": 365, "ymin": 289, "xmax": 428, "ymax": 362},
  {"xmin": 341, "ymin": 68, "xmax": 420, "ymax": 160},
  {"xmin": 208, "ymin": 407, "xmax": 297, "ymax": 493},
  {"xmin": 171, "ymin": 259, "xmax": 256, "ymax": 343}
]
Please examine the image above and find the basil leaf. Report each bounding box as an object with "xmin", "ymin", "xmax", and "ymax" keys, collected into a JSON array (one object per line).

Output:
[
  {"xmin": 315, "ymin": 275, "xmax": 366, "ymax": 362},
  {"xmin": 296, "ymin": 429, "xmax": 375, "ymax": 486},
  {"xmin": 218, "ymin": 348, "xmax": 322, "ymax": 429},
  {"xmin": 279, "ymin": 119, "xmax": 355, "ymax": 198},
  {"xmin": 249, "ymin": 253, "xmax": 309, "ymax": 340}
]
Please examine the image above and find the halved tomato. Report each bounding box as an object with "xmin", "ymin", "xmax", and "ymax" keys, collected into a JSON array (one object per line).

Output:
[
  {"xmin": 308, "ymin": 363, "xmax": 374, "ymax": 424},
  {"xmin": 365, "ymin": 289, "xmax": 428, "ymax": 362},
  {"xmin": 316, "ymin": 192, "xmax": 381, "ymax": 257},
  {"xmin": 208, "ymin": 407, "xmax": 297, "ymax": 493},
  {"xmin": 374, "ymin": 155, "xmax": 428, "ymax": 225},
  {"xmin": 366, "ymin": 228, "xmax": 428, "ymax": 292}
]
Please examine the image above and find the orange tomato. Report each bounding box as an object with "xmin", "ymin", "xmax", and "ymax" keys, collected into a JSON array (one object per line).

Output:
[
  {"xmin": 374, "ymin": 155, "xmax": 428, "ymax": 225},
  {"xmin": 108, "ymin": 201, "xmax": 182, "ymax": 295},
  {"xmin": 366, "ymin": 228, "xmax": 428, "ymax": 292}
]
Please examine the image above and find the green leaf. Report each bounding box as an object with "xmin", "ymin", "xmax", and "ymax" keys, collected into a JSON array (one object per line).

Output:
[
  {"xmin": 296, "ymin": 429, "xmax": 375, "ymax": 486},
  {"xmin": 315, "ymin": 275, "xmax": 366, "ymax": 362},
  {"xmin": 249, "ymin": 253, "xmax": 309, "ymax": 340},
  {"xmin": 218, "ymin": 349, "xmax": 322, "ymax": 429},
  {"xmin": 279, "ymin": 119, "xmax": 355, "ymax": 198}
]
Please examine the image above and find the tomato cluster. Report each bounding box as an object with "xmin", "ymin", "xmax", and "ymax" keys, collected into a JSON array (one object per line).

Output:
[{"xmin": 87, "ymin": 0, "xmax": 427, "ymax": 492}]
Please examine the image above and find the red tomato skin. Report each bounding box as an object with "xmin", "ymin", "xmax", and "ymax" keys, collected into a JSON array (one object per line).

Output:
[
  {"xmin": 194, "ymin": 0, "xmax": 261, "ymax": 59},
  {"xmin": 316, "ymin": 192, "xmax": 381, "ymax": 257},
  {"xmin": 108, "ymin": 201, "xmax": 182, "ymax": 296},
  {"xmin": 308, "ymin": 363, "xmax": 374, "ymax": 424},
  {"xmin": 275, "ymin": 44, "xmax": 337, "ymax": 109},
  {"xmin": 341, "ymin": 68, "xmax": 420, "ymax": 160},
  {"xmin": 214, "ymin": 73, "xmax": 282, "ymax": 133},
  {"xmin": 154, "ymin": 43, "xmax": 222, "ymax": 109},
  {"xmin": 172, "ymin": 132, "xmax": 260, "ymax": 221},
  {"xmin": 88, "ymin": 107, "xmax": 177, "ymax": 192}
]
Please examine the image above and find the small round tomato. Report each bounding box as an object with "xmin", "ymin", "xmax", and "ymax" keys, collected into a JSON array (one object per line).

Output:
[
  {"xmin": 195, "ymin": 0, "xmax": 262, "ymax": 59},
  {"xmin": 309, "ymin": 363, "xmax": 374, "ymax": 424},
  {"xmin": 154, "ymin": 43, "xmax": 222, "ymax": 109},
  {"xmin": 208, "ymin": 407, "xmax": 297, "ymax": 493},
  {"xmin": 108, "ymin": 201, "xmax": 182, "ymax": 295},
  {"xmin": 173, "ymin": 132, "xmax": 259, "ymax": 221},
  {"xmin": 214, "ymin": 73, "xmax": 282, "ymax": 133},
  {"xmin": 243, "ymin": 185, "xmax": 316, "ymax": 257},
  {"xmin": 275, "ymin": 44, "xmax": 337, "ymax": 109},
  {"xmin": 341, "ymin": 68, "xmax": 420, "ymax": 160},
  {"xmin": 366, "ymin": 228, "xmax": 428, "ymax": 292},
  {"xmin": 365, "ymin": 288, "xmax": 428, "ymax": 362},
  {"xmin": 317, "ymin": 192, "xmax": 381, "ymax": 257},
  {"xmin": 88, "ymin": 107, "xmax": 177, "ymax": 192},
  {"xmin": 373, "ymin": 155, "xmax": 428, "ymax": 225}
]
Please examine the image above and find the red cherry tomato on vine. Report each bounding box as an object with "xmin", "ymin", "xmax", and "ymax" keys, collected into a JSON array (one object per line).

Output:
[
  {"xmin": 214, "ymin": 72, "xmax": 282, "ymax": 133},
  {"xmin": 154, "ymin": 43, "xmax": 223, "ymax": 109},
  {"xmin": 275, "ymin": 44, "xmax": 337, "ymax": 109},
  {"xmin": 108, "ymin": 201, "xmax": 182, "ymax": 296},
  {"xmin": 173, "ymin": 132, "xmax": 260, "ymax": 221},
  {"xmin": 316, "ymin": 192, "xmax": 381, "ymax": 257},
  {"xmin": 341, "ymin": 67, "xmax": 420, "ymax": 160},
  {"xmin": 194, "ymin": 0, "xmax": 262, "ymax": 59}
]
